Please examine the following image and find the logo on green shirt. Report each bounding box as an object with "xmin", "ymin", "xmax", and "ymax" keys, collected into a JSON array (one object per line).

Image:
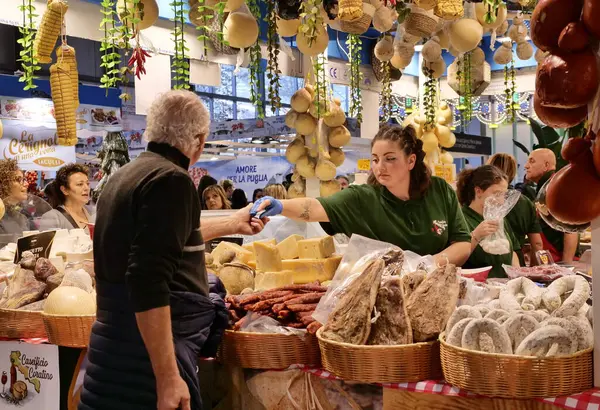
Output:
[{"xmin": 432, "ymin": 220, "xmax": 448, "ymax": 236}]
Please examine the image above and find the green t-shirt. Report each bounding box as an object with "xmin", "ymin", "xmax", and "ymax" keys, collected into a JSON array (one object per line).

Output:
[
  {"xmin": 462, "ymin": 205, "xmax": 518, "ymax": 278},
  {"xmin": 317, "ymin": 177, "xmax": 471, "ymax": 256},
  {"xmin": 506, "ymin": 195, "xmax": 542, "ymax": 266}
]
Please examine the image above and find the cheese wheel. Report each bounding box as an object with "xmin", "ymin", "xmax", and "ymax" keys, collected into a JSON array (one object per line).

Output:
[{"xmin": 44, "ymin": 286, "xmax": 96, "ymax": 315}]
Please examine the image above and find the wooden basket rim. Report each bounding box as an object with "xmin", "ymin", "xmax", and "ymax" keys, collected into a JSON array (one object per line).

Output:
[
  {"xmin": 316, "ymin": 327, "xmax": 438, "ymax": 350},
  {"xmin": 224, "ymin": 329, "xmax": 311, "ymax": 338},
  {"xmin": 439, "ymin": 332, "xmax": 593, "ymax": 361},
  {"xmin": 42, "ymin": 313, "xmax": 96, "ymax": 318},
  {"xmin": 0, "ymin": 308, "xmax": 43, "ymax": 314}
]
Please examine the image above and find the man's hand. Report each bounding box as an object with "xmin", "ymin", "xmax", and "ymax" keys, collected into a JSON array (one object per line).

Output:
[
  {"xmin": 157, "ymin": 374, "xmax": 190, "ymax": 410},
  {"xmin": 232, "ymin": 204, "xmax": 269, "ymax": 235}
]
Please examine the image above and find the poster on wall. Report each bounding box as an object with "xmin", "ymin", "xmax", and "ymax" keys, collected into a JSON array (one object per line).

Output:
[
  {"xmin": 0, "ymin": 342, "xmax": 59, "ymax": 410},
  {"xmin": 0, "ymin": 121, "xmax": 76, "ymax": 171}
]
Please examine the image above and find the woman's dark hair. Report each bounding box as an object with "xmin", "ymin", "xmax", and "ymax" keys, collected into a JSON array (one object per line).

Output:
[
  {"xmin": 197, "ymin": 175, "xmax": 217, "ymax": 208},
  {"xmin": 48, "ymin": 163, "xmax": 89, "ymax": 207},
  {"xmin": 230, "ymin": 188, "xmax": 248, "ymax": 209},
  {"xmin": 367, "ymin": 124, "xmax": 431, "ymax": 199},
  {"xmin": 456, "ymin": 165, "xmax": 507, "ymax": 206},
  {"xmin": 252, "ymin": 188, "xmax": 264, "ymax": 202},
  {"xmin": 488, "ymin": 153, "xmax": 517, "ymax": 183}
]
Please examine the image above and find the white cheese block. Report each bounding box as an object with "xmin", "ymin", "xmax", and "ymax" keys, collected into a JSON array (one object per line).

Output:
[
  {"xmin": 254, "ymin": 242, "xmax": 282, "ymax": 272},
  {"xmin": 243, "ymin": 238, "xmax": 277, "ymax": 256},
  {"xmin": 276, "ymin": 234, "xmax": 304, "ymax": 260},
  {"xmin": 297, "ymin": 236, "xmax": 335, "ymax": 259},
  {"xmin": 254, "ymin": 270, "xmax": 294, "ymax": 291}
]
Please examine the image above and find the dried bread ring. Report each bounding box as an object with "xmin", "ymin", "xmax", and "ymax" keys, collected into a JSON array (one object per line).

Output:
[
  {"xmin": 515, "ymin": 325, "xmax": 576, "ymax": 357},
  {"xmin": 485, "ymin": 309, "xmax": 509, "ymax": 322},
  {"xmin": 446, "ymin": 305, "xmax": 482, "ymax": 333},
  {"xmin": 461, "ymin": 318, "xmax": 512, "ymax": 354},
  {"xmin": 587, "ymin": 306, "xmax": 593, "ymax": 327},
  {"xmin": 543, "ymin": 276, "xmax": 590, "ymax": 316},
  {"xmin": 542, "ymin": 317, "xmax": 583, "ymax": 351},
  {"xmin": 488, "ymin": 299, "xmax": 501, "ymax": 310},
  {"xmin": 446, "ymin": 317, "xmax": 475, "ymax": 347},
  {"xmin": 567, "ymin": 316, "xmax": 593, "ymax": 350},
  {"xmin": 474, "ymin": 305, "xmax": 491, "ymax": 317},
  {"xmin": 500, "ymin": 277, "xmax": 542, "ymax": 311},
  {"xmin": 577, "ymin": 303, "xmax": 590, "ymax": 318},
  {"xmin": 502, "ymin": 314, "xmax": 539, "ymax": 351},
  {"xmin": 497, "ymin": 314, "xmax": 511, "ymax": 324},
  {"xmin": 525, "ymin": 310, "xmax": 549, "ymax": 323}
]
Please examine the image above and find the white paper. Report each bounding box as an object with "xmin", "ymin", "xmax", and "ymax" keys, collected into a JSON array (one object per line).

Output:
[
  {"xmin": 190, "ymin": 61, "xmax": 221, "ymax": 87},
  {"xmin": 134, "ymin": 53, "xmax": 172, "ymax": 116}
]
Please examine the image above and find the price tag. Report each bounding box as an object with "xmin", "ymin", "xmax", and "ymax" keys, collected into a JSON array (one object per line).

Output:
[
  {"xmin": 14, "ymin": 231, "xmax": 56, "ymax": 263},
  {"xmin": 434, "ymin": 164, "xmax": 456, "ymax": 184},
  {"xmin": 357, "ymin": 159, "xmax": 370, "ymax": 171}
]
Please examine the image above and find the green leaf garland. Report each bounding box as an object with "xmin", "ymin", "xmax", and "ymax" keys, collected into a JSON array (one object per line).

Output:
[
  {"xmin": 17, "ymin": 0, "xmax": 40, "ymax": 91},
  {"xmin": 347, "ymin": 34, "xmax": 363, "ymax": 125},
  {"xmin": 99, "ymin": 0, "xmax": 122, "ymax": 95},
  {"xmin": 247, "ymin": 0, "xmax": 264, "ymax": 118},
  {"xmin": 265, "ymin": 0, "xmax": 281, "ymax": 114},
  {"xmin": 171, "ymin": 0, "xmax": 190, "ymax": 89}
]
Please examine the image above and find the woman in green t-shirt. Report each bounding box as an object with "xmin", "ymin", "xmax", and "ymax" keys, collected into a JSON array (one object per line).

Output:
[
  {"xmin": 250, "ymin": 124, "xmax": 471, "ymax": 267},
  {"xmin": 456, "ymin": 165, "xmax": 520, "ymax": 278}
]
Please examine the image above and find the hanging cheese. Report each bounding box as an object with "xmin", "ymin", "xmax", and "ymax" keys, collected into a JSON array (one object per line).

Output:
[
  {"xmin": 254, "ymin": 242, "xmax": 283, "ymax": 272},
  {"xmin": 212, "ymin": 241, "xmax": 253, "ymax": 265},
  {"xmin": 283, "ymin": 256, "xmax": 342, "ymax": 284},
  {"xmin": 255, "ymin": 270, "xmax": 295, "ymax": 290},
  {"xmin": 297, "ymin": 236, "xmax": 335, "ymax": 259},
  {"xmin": 276, "ymin": 234, "xmax": 305, "ymax": 260}
]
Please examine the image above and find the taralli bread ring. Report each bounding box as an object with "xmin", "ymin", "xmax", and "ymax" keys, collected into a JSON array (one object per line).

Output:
[
  {"xmin": 587, "ymin": 306, "xmax": 593, "ymax": 327},
  {"xmin": 446, "ymin": 305, "xmax": 482, "ymax": 333},
  {"xmin": 474, "ymin": 305, "xmax": 491, "ymax": 317},
  {"xmin": 543, "ymin": 276, "xmax": 590, "ymax": 316},
  {"xmin": 542, "ymin": 317, "xmax": 583, "ymax": 351},
  {"xmin": 497, "ymin": 314, "xmax": 511, "ymax": 324},
  {"xmin": 485, "ymin": 309, "xmax": 509, "ymax": 322},
  {"xmin": 447, "ymin": 317, "xmax": 475, "ymax": 347},
  {"xmin": 461, "ymin": 318, "xmax": 513, "ymax": 354},
  {"xmin": 502, "ymin": 314, "xmax": 539, "ymax": 351},
  {"xmin": 567, "ymin": 316, "xmax": 594, "ymax": 350},
  {"xmin": 525, "ymin": 310, "xmax": 548, "ymax": 323},
  {"xmin": 515, "ymin": 325, "xmax": 577, "ymax": 357},
  {"xmin": 488, "ymin": 299, "xmax": 501, "ymax": 310},
  {"xmin": 577, "ymin": 303, "xmax": 590, "ymax": 318},
  {"xmin": 500, "ymin": 277, "xmax": 542, "ymax": 311}
]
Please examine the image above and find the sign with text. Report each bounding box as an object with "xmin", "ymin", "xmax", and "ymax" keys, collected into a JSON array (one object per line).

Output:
[
  {"xmin": 0, "ymin": 122, "xmax": 76, "ymax": 171},
  {"xmin": 447, "ymin": 133, "xmax": 492, "ymax": 156},
  {"xmin": 357, "ymin": 159, "xmax": 370, "ymax": 171},
  {"xmin": 0, "ymin": 341, "xmax": 59, "ymax": 410},
  {"xmin": 434, "ymin": 163, "xmax": 456, "ymax": 184},
  {"xmin": 14, "ymin": 231, "xmax": 56, "ymax": 263}
]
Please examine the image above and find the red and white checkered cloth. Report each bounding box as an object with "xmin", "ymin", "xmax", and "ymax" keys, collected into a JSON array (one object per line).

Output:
[{"xmin": 291, "ymin": 365, "xmax": 600, "ymax": 410}]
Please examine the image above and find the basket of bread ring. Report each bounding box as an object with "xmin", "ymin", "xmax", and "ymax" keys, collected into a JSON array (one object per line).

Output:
[
  {"xmin": 315, "ymin": 253, "xmax": 463, "ymax": 383},
  {"xmin": 440, "ymin": 275, "xmax": 593, "ymax": 398},
  {"xmin": 221, "ymin": 283, "xmax": 329, "ymax": 369}
]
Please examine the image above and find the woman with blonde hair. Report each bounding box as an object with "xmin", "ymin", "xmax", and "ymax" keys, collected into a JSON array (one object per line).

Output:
[
  {"xmin": 264, "ymin": 183, "xmax": 288, "ymax": 200},
  {"xmin": 488, "ymin": 153, "xmax": 543, "ymax": 266},
  {"xmin": 203, "ymin": 184, "xmax": 232, "ymax": 210}
]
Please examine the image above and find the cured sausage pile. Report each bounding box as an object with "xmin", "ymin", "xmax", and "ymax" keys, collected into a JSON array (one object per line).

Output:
[
  {"xmin": 445, "ymin": 276, "xmax": 593, "ymax": 357},
  {"xmin": 225, "ymin": 283, "xmax": 327, "ymax": 333}
]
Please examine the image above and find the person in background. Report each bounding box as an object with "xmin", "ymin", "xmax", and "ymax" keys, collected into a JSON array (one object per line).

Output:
[
  {"xmin": 456, "ymin": 165, "xmax": 520, "ymax": 278},
  {"xmin": 488, "ymin": 153, "xmax": 543, "ymax": 266},
  {"xmin": 230, "ymin": 188, "xmax": 248, "ymax": 210},
  {"xmin": 251, "ymin": 124, "xmax": 472, "ymax": 267},
  {"xmin": 264, "ymin": 183, "xmax": 288, "ymax": 200},
  {"xmin": 40, "ymin": 163, "xmax": 94, "ymax": 232},
  {"xmin": 197, "ymin": 175, "xmax": 217, "ymax": 209},
  {"xmin": 80, "ymin": 90, "xmax": 268, "ymax": 410},
  {"xmin": 221, "ymin": 179, "xmax": 234, "ymax": 199},
  {"xmin": 203, "ymin": 185, "xmax": 232, "ymax": 210},
  {"xmin": 0, "ymin": 159, "xmax": 33, "ymax": 235},
  {"xmin": 336, "ymin": 175, "xmax": 350, "ymax": 190},
  {"xmin": 524, "ymin": 148, "xmax": 578, "ymax": 263},
  {"xmin": 252, "ymin": 188, "xmax": 264, "ymax": 203}
]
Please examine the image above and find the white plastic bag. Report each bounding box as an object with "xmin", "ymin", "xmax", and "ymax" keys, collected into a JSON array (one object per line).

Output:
[
  {"xmin": 312, "ymin": 234, "xmax": 434, "ymax": 325},
  {"xmin": 479, "ymin": 189, "xmax": 521, "ymax": 255}
]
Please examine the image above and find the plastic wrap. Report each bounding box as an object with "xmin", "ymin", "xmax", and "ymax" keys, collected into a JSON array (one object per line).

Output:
[
  {"xmin": 479, "ymin": 189, "xmax": 521, "ymax": 255},
  {"xmin": 60, "ymin": 268, "xmax": 93, "ymax": 293},
  {"xmin": 312, "ymin": 234, "xmax": 434, "ymax": 325},
  {"xmin": 239, "ymin": 312, "xmax": 307, "ymax": 338},
  {"xmin": 502, "ymin": 264, "xmax": 574, "ymax": 282},
  {"xmin": 458, "ymin": 277, "xmax": 500, "ymax": 306}
]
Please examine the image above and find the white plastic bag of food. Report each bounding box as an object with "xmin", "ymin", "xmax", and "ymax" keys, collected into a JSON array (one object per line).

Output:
[
  {"xmin": 312, "ymin": 234, "xmax": 434, "ymax": 325},
  {"xmin": 479, "ymin": 189, "xmax": 521, "ymax": 255}
]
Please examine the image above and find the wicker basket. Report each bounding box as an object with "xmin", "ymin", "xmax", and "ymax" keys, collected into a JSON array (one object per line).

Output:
[
  {"xmin": 404, "ymin": 6, "xmax": 439, "ymax": 38},
  {"xmin": 316, "ymin": 328, "xmax": 442, "ymax": 383},
  {"xmin": 43, "ymin": 314, "xmax": 95, "ymax": 348},
  {"xmin": 0, "ymin": 308, "xmax": 46, "ymax": 339},
  {"xmin": 440, "ymin": 333, "xmax": 593, "ymax": 398},
  {"xmin": 220, "ymin": 330, "xmax": 321, "ymax": 369},
  {"xmin": 208, "ymin": 11, "xmax": 239, "ymax": 55}
]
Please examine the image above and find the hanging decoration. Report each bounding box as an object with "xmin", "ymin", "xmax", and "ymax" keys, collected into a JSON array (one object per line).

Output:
[
  {"xmin": 17, "ymin": 0, "xmax": 40, "ymax": 91},
  {"xmin": 422, "ymin": 68, "xmax": 438, "ymax": 130},
  {"xmin": 312, "ymin": 54, "xmax": 329, "ymax": 119},
  {"xmin": 192, "ymin": 0, "xmax": 215, "ymax": 56},
  {"xmin": 458, "ymin": 51, "xmax": 473, "ymax": 123},
  {"xmin": 298, "ymin": 0, "xmax": 327, "ymax": 56},
  {"xmin": 266, "ymin": 0, "xmax": 282, "ymax": 114},
  {"xmin": 347, "ymin": 34, "xmax": 363, "ymax": 125},
  {"xmin": 380, "ymin": 62, "xmax": 392, "ymax": 121},
  {"xmin": 100, "ymin": 0, "xmax": 123, "ymax": 94},
  {"xmin": 247, "ymin": 0, "xmax": 264, "ymax": 118},
  {"xmin": 171, "ymin": 0, "xmax": 190, "ymax": 89},
  {"xmin": 504, "ymin": 60, "xmax": 517, "ymax": 123}
]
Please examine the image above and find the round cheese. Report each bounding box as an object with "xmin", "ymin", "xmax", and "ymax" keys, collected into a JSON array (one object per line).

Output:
[{"xmin": 44, "ymin": 286, "xmax": 96, "ymax": 315}]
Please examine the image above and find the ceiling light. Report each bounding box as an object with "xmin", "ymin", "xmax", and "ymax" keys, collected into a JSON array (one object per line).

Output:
[{"xmin": 210, "ymin": 156, "xmax": 219, "ymax": 161}]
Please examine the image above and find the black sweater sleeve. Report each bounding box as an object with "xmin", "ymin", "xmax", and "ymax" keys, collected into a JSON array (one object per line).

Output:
[{"xmin": 125, "ymin": 172, "xmax": 195, "ymax": 312}]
